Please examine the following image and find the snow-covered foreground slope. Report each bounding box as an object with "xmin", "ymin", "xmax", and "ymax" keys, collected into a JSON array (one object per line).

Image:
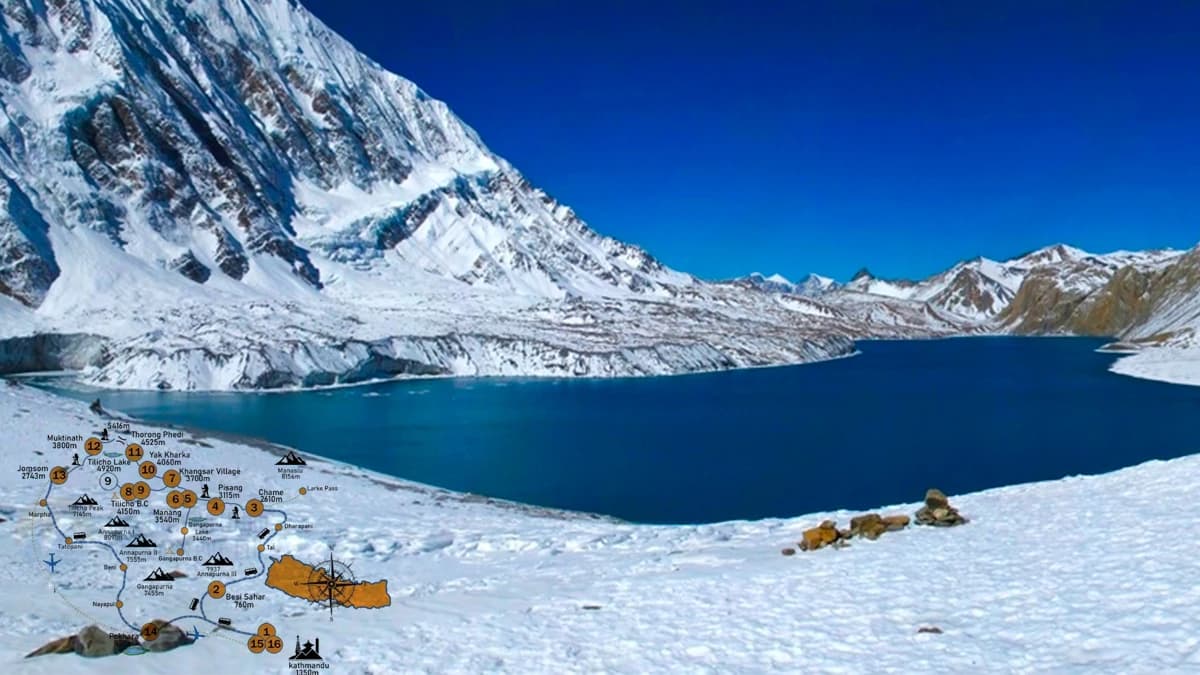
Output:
[
  {"xmin": 1110, "ymin": 346, "xmax": 1200, "ymax": 386},
  {"xmin": 3, "ymin": 381, "xmax": 1198, "ymax": 673}
]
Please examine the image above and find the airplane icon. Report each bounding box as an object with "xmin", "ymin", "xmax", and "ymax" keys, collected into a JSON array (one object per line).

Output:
[
  {"xmin": 189, "ymin": 626, "xmax": 205, "ymax": 641},
  {"xmin": 43, "ymin": 553, "xmax": 60, "ymax": 573}
]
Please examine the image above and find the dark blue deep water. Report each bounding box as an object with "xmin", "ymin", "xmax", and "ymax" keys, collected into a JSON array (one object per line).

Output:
[{"xmin": 35, "ymin": 338, "xmax": 1200, "ymax": 524}]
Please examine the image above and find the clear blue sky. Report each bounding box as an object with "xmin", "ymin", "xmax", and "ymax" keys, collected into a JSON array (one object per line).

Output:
[{"xmin": 302, "ymin": 1, "xmax": 1200, "ymax": 281}]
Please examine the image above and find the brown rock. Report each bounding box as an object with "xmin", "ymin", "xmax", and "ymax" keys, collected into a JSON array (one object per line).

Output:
[
  {"xmin": 24, "ymin": 624, "xmax": 139, "ymax": 659},
  {"xmin": 915, "ymin": 489, "xmax": 967, "ymax": 527},
  {"xmin": 799, "ymin": 520, "xmax": 841, "ymax": 551},
  {"xmin": 25, "ymin": 635, "xmax": 75, "ymax": 658},
  {"xmin": 781, "ymin": 547, "xmax": 796, "ymax": 556},
  {"xmin": 847, "ymin": 513, "xmax": 889, "ymax": 540},
  {"xmin": 141, "ymin": 620, "xmax": 193, "ymax": 652},
  {"xmin": 849, "ymin": 513, "xmax": 882, "ymax": 531},
  {"xmin": 75, "ymin": 625, "xmax": 119, "ymax": 658},
  {"xmin": 915, "ymin": 506, "xmax": 967, "ymax": 527},
  {"xmin": 924, "ymin": 488, "xmax": 949, "ymax": 509},
  {"xmin": 882, "ymin": 514, "xmax": 910, "ymax": 531}
]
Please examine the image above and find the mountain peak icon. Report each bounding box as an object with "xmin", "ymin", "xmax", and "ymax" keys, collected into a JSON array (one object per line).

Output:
[
  {"xmin": 203, "ymin": 552, "xmax": 234, "ymax": 566},
  {"xmin": 125, "ymin": 533, "xmax": 157, "ymax": 548},
  {"xmin": 144, "ymin": 567, "xmax": 174, "ymax": 582},
  {"xmin": 104, "ymin": 515, "xmax": 130, "ymax": 528},
  {"xmin": 71, "ymin": 494, "xmax": 99, "ymax": 506},
  {"xmin": 276, "ymin": 451, "xmax": 307, "ymax": 466}
]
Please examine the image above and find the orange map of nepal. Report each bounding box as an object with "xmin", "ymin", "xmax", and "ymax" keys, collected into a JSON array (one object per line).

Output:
[{"xmin": 264, "ymin": 554, "xmax": 391, "ymax": 608}]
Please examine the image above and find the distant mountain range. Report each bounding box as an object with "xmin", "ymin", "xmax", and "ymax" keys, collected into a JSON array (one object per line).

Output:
[
  {"xmin": 0, "ymin": 0, "xmax": 1194, "ymax": 390},
  {"xmin": 734, "ymin": 273, "xmax": 840, "ymax": 297},
  {"xmin": 732, "ymin": 242, "xmax": 1200, "ymax": 361}
]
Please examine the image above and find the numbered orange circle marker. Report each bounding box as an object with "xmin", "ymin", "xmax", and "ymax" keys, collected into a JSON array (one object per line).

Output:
[
  {"xmin": 84, "ymin": 437, "xmax": 103, "ymax": 456},
  {"xmin": 166, "ymin": 490, "xmax": 184, "ymax": 509},
  {"xmin": 265, "ymin": 635, "xmax": 284, "ymax": 654},
  {"xmin": 161, "ymin": 469, "xmax": 181, "ymax": 488},
  {"xmin": 49, "ymin": 466, "xmax": 68, "ymax": 485},
  {"xmin": 133, "ymin": 481, "xmax": 151, "ymax": 500},
  {"xmin": 247, "ymin": 635, "xmax": 265, "ymax": 653},
  {"xmin": 120, "ymin": 483, "xmax": 136, "ymax": 501},
  {"xmin": 257, "ymin": 623, "xmax": 276, "ymax": 637},
  {"xmin": 140, "ymin": 622, "xmax": 159, "ymax": 642},
  {"xmin": 245, "ymin": 499, "xmax": 264, "ymax": 518},
  {"xmin": 206, "ymin": 498, "xmax": 225, "ymax": 516},
  {"xmin": 138, "ymin": 461, "xmax": 157, "ymax": 479},
  {"xmin": 180, "ymin": 490, "xmax": 198, "ymax": 508},
  {"xmin": 207, "ymin": 580, "xmax": 225, "ymax": 599},
  {"xmin": 124, "ymin": 443, "xmax": 143, "ymax": 462}
]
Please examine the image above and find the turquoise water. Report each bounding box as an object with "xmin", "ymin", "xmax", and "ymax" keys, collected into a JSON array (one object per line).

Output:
[{"xmin": 35, "ymin": 337, "xmax": 1200, "ymax": 524}]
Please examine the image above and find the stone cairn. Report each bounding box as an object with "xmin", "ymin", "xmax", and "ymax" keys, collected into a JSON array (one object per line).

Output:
[
  {"xmin": 784, "ymin": 487, "xmax": 965, "ymax": 554},
  {"xmin": 914, "ymin": 488, "xmax": 967, "ymax": 527}
]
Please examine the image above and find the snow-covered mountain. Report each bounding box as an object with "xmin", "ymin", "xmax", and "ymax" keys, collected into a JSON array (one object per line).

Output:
[
  {"xmin": 2, "ymin": 0, "xmax": 933, "ymax": 389},
  {"xmin": 0, "ymin": 0, "xmax": 1193, "ymax": 391},
  {"xmin": 732, "ymin": 272, "xmax": 839, "ymax": 296},
  {"xmin": 759, "ymin": 244, "xmax": 1186, "ymax": 327},
  {"xmin": 734, "ymin": 243, "xmax": 1200, "ymax": 385},
  {"xmin": 0, "ymin": 0, "xmax": 691, "ymax": 306},
  {"xmin": 996, "ymin": 245, "xmax": 1185, "ymax": 335}
]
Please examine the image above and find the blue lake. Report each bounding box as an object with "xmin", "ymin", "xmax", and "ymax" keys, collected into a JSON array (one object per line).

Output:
[{"xmin": 34, "ymin": 337, "xmax": 1200, "ymax": 524}]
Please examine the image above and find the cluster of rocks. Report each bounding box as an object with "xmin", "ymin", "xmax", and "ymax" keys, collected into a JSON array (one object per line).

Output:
[
  {"xmin": 784, "ymin": 488, "xmax": 966, "ymax": 554},
  {"xmin": 915, "ymin": 489, "xmax": 968, "ymax": 527},
  {"xmin": 787, "ymin": 512, "xmax": 911, "ymax": 553},
  {"xmin": 25, "ymin": 621, "xmax": 193, "ymax": 659}
]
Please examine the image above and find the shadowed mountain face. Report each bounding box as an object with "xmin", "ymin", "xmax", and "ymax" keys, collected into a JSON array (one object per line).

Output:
[{"xmin": 996, "ymin": 246, "xmax": 1200, "ymax": 339}]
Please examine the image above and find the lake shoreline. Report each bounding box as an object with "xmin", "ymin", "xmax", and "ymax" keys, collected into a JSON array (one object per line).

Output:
[{"xmin": 22, "ymin": 336, "xmax": 1200, "ymax": 524}]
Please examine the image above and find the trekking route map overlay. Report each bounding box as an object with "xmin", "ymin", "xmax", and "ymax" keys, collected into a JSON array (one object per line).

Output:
[{"xmin": 22, "ymin": 421, "xmax": 391, "ymax": 669}]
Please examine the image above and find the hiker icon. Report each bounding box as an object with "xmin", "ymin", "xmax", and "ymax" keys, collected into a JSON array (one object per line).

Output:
[
  {"xmin": 231, "ymin": 506, "xmax": 240, "ymax": 519},
  {"xmin": 71, "ymin": 453, "xmax": 80, "ymax": 466},
  {"xmin": 100, "ymin": 429, "xmax": 109, "ymax": 441},
  {"xmin": 200, "ymin": 484, "xmax": 210, "ymax": 499}
]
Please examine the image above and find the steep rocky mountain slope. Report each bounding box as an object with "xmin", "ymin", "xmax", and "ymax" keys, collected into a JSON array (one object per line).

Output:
[
  {"xmin": 995, "ymin": 246, "xmax": 1185, "ymax": 335},
  {"xmin": 0, "ymin": 0, "xmax": 686, "ymax": 305},
  {"xmin": 0, "ymin": 0, "xmax": 969, "ymax": 390}
]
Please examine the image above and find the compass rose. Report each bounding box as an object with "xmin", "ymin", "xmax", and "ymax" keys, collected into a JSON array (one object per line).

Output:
[{"xmin": 302, "ymin": 551, "xmax": 357, "ymax": 620}]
